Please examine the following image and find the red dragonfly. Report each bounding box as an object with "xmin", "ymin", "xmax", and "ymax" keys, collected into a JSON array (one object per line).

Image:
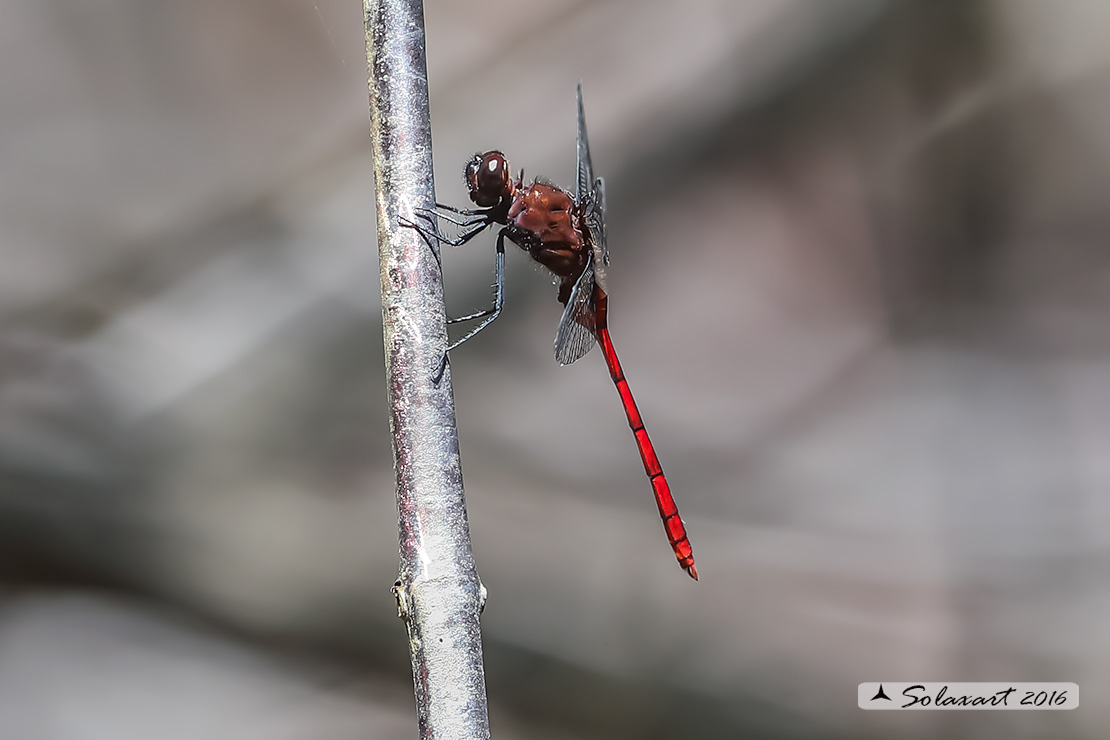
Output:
[{"xmin": 410, "ymin": 85, "xmax": 697, "ymax": 580}]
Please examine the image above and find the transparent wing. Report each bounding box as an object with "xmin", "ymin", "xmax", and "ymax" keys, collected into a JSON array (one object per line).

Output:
[
  {"xmin": 577, "ymin": 84, "xmax": 610, "ymax": 289},
  {"xmin": 553, "ymin": 256, "xmax": 598, "ymax": 366},
  {"xmin": 586, "ymin": 175, "xmax": 609, "ymax": 290},
  {"xmin": 576, "ymin": 83, "xmax": 593, "ymax": 203}
]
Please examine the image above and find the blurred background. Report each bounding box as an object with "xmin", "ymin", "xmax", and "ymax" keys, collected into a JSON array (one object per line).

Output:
[{"xmin": 1, "ymin": 0, "xmax": 1107, "ymax": 737}]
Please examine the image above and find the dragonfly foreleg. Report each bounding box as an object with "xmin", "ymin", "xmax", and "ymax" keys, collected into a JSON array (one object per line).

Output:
[
  {"xmin": 401, "ymin": 212, "xmax": 489, "ymax": 248},
  {"xmin": 415, "ymin": 205, "xmax": 489, "ymax": 229},
  {"xmin": 434, "ymin": 202, "xmax": 487, "ymax": 217}
]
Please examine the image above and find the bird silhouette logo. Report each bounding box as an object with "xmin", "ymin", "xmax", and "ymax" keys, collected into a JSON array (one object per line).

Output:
[{"xmin": 871, "ymin": 684, "xmax": 892, "ymax": 701}]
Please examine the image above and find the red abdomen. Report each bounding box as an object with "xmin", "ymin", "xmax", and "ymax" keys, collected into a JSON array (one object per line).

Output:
[{"xmin": 594, "ymin": 292, "xmax": 698, "ymax": 580}]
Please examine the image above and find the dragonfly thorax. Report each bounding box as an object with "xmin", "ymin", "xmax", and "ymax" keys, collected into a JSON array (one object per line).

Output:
[{"xmin": 506, "ymin": 182, "xmax": 586, "ymax": 282}]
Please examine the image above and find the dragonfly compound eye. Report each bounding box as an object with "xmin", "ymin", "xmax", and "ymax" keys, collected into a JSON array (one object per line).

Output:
[{"xmin": 465, "ymin": 150, "xmax": 511, "ymax": 207}]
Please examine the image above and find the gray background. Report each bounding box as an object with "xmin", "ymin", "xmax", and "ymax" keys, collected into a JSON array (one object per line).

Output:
[{"xmin": 1, "ymin": 0, "xmax": 1107, "ymax": 738}]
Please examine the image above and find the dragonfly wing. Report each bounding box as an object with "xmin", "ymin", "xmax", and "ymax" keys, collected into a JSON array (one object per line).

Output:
[
  {"xmin": 576, "ymin": 83, "xmax": 593, "ymax": 203},
  {"xmin": 554, "ymin": 256, "xmax": 598, "ymax": 366},
  {"xmin": 576, "ymin": 86, "xmax": 609, "ymax": 290},
  {"xmin": 586, "ymin": 175, "xmax": 609, "ymax": 290}
]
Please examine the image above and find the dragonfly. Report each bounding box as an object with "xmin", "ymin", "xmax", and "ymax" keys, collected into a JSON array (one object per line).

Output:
[{"xmin": 408, "ymin": 84, "xmax": 697, "ymax": 580}]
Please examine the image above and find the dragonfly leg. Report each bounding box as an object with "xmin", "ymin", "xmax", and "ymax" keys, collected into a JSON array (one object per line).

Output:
[
  {"xmin": 434, "ymin": 202, "xmax": 486, "ymax": 217},
  {"xmin": 414, "ymin": 205, "xmax": 488, "ymax": 229},
  {"xmin": 449, "ymin": 258, "xmax": 506, "ymax": 324},
  {"xmin": 445, "ymin": 231, "xmax": 506, "ymax": 352},
  {"xmin": 432, "ymin": 348, "xmax": 450, "ymax": 383},
  {"xmin": 401, "ymin": 212, "xmax": 489, "ymax": 248},
  {"xmin": 437, "ymin": 224, "xmax": 489, "ymax": 248},
  {"xmin": 448, "ymin": 306, "xmax": 494, "ymax": 324}
]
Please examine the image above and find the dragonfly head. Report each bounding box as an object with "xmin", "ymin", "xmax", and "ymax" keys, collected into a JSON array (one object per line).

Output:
[{"xmin": 465, "ymin": 150, "xmax": 513, "ymax": 208}]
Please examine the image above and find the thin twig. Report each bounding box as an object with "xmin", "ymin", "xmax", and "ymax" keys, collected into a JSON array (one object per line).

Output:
[{"xmin": 364, "ymin": 1, "xmax": 491, "ymax": 738}]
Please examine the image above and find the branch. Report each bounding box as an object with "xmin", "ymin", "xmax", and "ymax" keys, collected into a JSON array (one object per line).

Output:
[{"xmin": 364, "ymin": 1, "xmax": 491, "ymax": 737}]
